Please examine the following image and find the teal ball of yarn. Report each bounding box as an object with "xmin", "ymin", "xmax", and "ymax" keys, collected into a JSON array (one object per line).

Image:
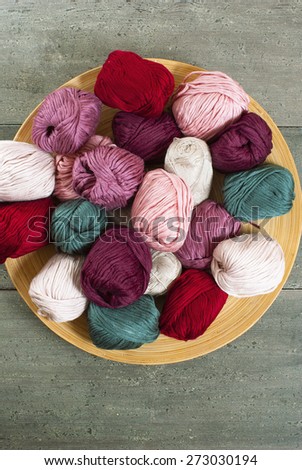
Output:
[
  {"xmin": 51, "ymin": 199, "xmax": 107, "ymax": 254},
  {"xmin": 88, "ymin": 295, "xmax": 160, "ymax": 350},
  {"xmin": 223, "ymin": 164, "xmax": 295, "ymax": 221}
]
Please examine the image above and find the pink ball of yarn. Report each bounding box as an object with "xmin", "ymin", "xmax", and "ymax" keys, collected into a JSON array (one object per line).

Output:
[
  {"xmin": 176, "ymin": 199, "xmax": 241, "ymax": 269},
  {"xmin": 72, "ymin": 145, "xmax": 144, "ymax": 210},
  {"xmin": 172, "ymin": 71, "xmax": 250, "ymax": 141},
  {"xmin": 54, "ymin": 135, "xmax": 113, "ymax": 201},
  {"xmin": 209, "ymin": 112, "xmax": 273, "ymax": 173},
  {"xmin": 131, "ymin": 169, "xmax": 194, "ymax": 252},
  {"xmin": 112, "ymin": 111, "xmax": 182, "ymax": 162},
  {"xmin": 32, "ymin": 87, "xmax": 102, "ymax": 154}
]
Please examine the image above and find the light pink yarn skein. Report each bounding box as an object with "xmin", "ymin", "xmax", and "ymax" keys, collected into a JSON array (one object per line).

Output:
[
  {"xmin": 172, "ymin": 71, "xmax": 250, "ymax": 141},
  {"xmin": 131, "ymin": 169, "xmax": 194, "ymax": 252},
  {"xmin": 54, "ymin": 135, "xmax": 113, "ymax": 201}
]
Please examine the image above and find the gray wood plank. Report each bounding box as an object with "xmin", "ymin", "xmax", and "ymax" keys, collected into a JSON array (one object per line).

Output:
[
  {"xmin": 0, "ymin": 290, "xmax": 301, "ymax": 450},
  {"xmin": 0, "ymin": 0, "xmax": 302, "ymax": 126}
]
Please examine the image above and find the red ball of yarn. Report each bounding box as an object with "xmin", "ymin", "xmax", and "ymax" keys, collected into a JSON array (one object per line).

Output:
[
  {"xmin": 0, "ymin": 198, "xmax": 53, "ymax": 264},
  {"xmin": 159, "ymin": 269, "xmax": 228, "ymax": 341},
  {"xmin": 94, "ymin": 50, "xmax": 175, "ymax": 118},
  {"xmin": 112, "ymin": 111, "xmax": 182, "ymax": 162},
  {"xmin": 209, "ymin": 112, "xmax": 273, "ymax": 173}
]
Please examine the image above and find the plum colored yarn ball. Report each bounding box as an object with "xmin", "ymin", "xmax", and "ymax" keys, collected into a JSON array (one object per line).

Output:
[
  {"xmin": 175, "ymin": 199, "xmax": 241, "ymax": 269},
  {"xmin": 55, "ymin": 135, "xmax": 113, "ymax": 202},
  {"xmin": 81, "ymin": 227, "xmax": 152, "ymax": 308},
  {"xmin": 164, "ymin": 137, "xmax": 213, "ymax": 206},
  {"xmin": 94, "ymin": 50, "xmax": 174, "ymax": 118},
  {"xmin": 0, "ymin": 197, "xmax": 53, "ymax": 264},
  {"xmin": 210, "ymin": 112, "xmax": 273, "ymax": 172},
  {"xmin": 32, "ymin": 87, "xmax": 102, "ymax": 154},
  {"xmin": 211, "ymin": 233, "xmax": 285, "ymax": 297},
  {"xmin": 0, "ymin": 141, "xmax": 55, "ymax": 201},
  {"xmin": 112, "ymin": 111, "xmax": 182, "ymax": 162},
  {"xmin": 145, "ymin": 250, "xmax": 182, "ymax": 296},
  {"xmin": 223, "ymin": 164, "xmax": 295, "ymax": 222},
  {"xmin": 72, "ymin": 145, "xmax": 144, "ymax": 210},
  {"xmin": 160, "ymin": 269, "xmax": 228, "ymax": 341},
  {"xmin": 51, "ymin": 199, "xmax": 107, "ymax": 255},
  {"xmin": 131, "ymin": 169, "xmax": 194, "ymax": 252},
  {"xmin": 88, "ymin": 295, "xmax": 160, "ymax": 350},
  {"xmin": 172, "ymin": 71, "xmax": 249, "ymax": 141},
  {"xmin": 29, "ymin": 253, "xmax": 88, "ymax": 322}
]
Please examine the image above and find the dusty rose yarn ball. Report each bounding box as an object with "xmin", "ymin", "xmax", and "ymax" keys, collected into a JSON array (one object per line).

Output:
[
  {"xmin": 72, "ymin": 144, "xmax": 144, "ymax": 210},
  {"xmin": 81, "ymin": 227, "xmax": 152, "ymax": 308},
  {"xmin": 32, "ymin": 87, "xmax": 102, "ymax": 154},
  {"xmin": 112, "ymin": 111, "xmax": 182, "ymax": 162},
  {"xmin": 209, "ymin": 112, "xmax": 273, "ymax": 172}
]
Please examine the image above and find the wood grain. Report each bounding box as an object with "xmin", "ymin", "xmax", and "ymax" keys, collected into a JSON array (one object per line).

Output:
[{"xmin": 5, "ymin": 60, "xmax": 302, "ymax": 365}]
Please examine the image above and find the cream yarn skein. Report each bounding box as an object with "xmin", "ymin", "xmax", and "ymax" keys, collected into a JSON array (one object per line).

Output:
[{"xmin": 145, "ymin": 250, "xmax": 182, "ymax": 296}]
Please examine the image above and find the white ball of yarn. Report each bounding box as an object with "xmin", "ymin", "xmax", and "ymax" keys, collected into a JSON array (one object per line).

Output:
[
  {"xmin": 0, "ymin": 141, "xmax": 55, "ymax": 201},
  {"xmin": 29, "ymin": 253, "xmax": 88, "ymax": 322},
  {"xmin": 211, "ymin": 233, "xmax": 285, "ymax": 297},
  {"xmin": 145, "ymin": 250, "xmax": 182, "ymax": 296},
  {"xmin": 164, "ymin": 137, "xmax": 213, "ymax": 206}
]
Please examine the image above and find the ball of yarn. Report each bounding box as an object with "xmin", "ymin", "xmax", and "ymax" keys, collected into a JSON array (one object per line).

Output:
[
  {"xmin": 0, "ymin": 141, "xmax": 55, "ymax": 201},
  {"xmin": 209, "ymin": 112, "xmax": 273, "ymax": 172},
  {"xmin": 88, "ymin": 295, "xmax": 160, "ymax": 350},
  {"xmin": 112, "ymin": 111, "xmax": 182, "ymax": 162},
  {"xmin": 54, "ymin": 135, "xmax": 113, "ymax": 201},
  {"xmin": 0, "ymin": 197, "xmax": 53, "ymax": 264},
  {"xmin": 223, "ymin": 164, "xmax": 295, "ymax": 221},
  {"xmin": 29, "ymin": 253, "xmax": 88, "ymax": 322},
  {"xmin": 81, "ymin": 227, "xmax": 152, "ymax": 308},
  {"xmin": 211, "ymin": 233, "xmax": 285, "ymax": 297},
  {"xmin": 32, "ymin": 87, "xmax": 102, "ymax": 154},
  {"xmin": 73, "ymin": 145, "xmax": 144, "ymax": 210},
  {"xmin": 51, "ymin": 199, "xmax": 107, "ymax": 255},
  {"xmin": 131, "ymin": 169, "xmax": 194, "ymax": 252},
  {"xmin": 160, "ymin": 269, "xmax": 228, "ymax": 341},
  {"xmin": 145, "ymin": 250, "xmax": 182, "ymax": 296},
  {"xmin": 172, "ymin": 71, "xmax": 249, "ymax": 141},
  {"xmin": 164, "ymin": 137, "xmax": 213, "ymax": 206},
  {"xmin": 94, "ymin": 50, "xmax": 174, "ymax": 118},
  {"xmin": 175, "ymin": 199, "xmax": 241, "ymax": 269}
]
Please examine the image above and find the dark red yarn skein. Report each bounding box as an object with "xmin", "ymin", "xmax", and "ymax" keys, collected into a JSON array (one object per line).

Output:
[
  {"xmin": 94, "ymin": 50, "xmax": 175, "ymax": 118},
  {"xmin": 0, "ymin": 198, "xmax": 53, "ymax": 264},
  {"xmin": 160, "ymin": 269, "xmax": 228, "ymax": 341},
  {"xmin": 112, "ymin": 111, "xmax": 182, "ymax": 162}
]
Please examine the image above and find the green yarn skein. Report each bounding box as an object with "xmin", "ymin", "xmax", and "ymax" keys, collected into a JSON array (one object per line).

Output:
[
  {"xmin": 223, "ymin": 164, "xmax": 295, "ymax": 222},
  {"xmin": 88, "ymin": 295, "xmax": 160, "ymax": 350},
  {"xmin": 51, "ymin": 199, "xmax": 107, "ymax": 254}
]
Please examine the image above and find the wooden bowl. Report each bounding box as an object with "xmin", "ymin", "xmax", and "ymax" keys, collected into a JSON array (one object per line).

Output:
[{"xmin": 6, "ymin": 59, "xmax": 302, "ymax": 365}]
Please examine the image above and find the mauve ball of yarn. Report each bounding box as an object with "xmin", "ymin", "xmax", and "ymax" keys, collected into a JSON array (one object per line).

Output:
[
  {"xmin": 81, "ymin": 227, "xmax": 152, "ymax": 308},
  {"xmin": 211, "ymin": 233, "xmax": 285, "ymax": 297},
  {"xmin": 112, "ymin": 111, "xmax": 182, "ymax": 162},
  {"xmin": 164, "ymin": 137, "xmax": 213, "ymax": 206},
  {"xmin": 29, "ymin": 253, "xmax": 88, "ymax": 323},
  {"xmin": 72, "ymin": 145, "xmax": 144, "ymax": 210},
  {"xmin": 0, "ymin": 141, "xmax": 55, "ymax": 201},
  {"xmin": 209, "ymin": 112, "xmax": 273, "ymax": 172},
  {"xmin": 94, "ymin": 51, "xmax": 174, "ymax": 118},
  {"xmin": 88, "ymin": 295, "xmax": 160, "ymax": 350},
  {"xmin": 54, "ymin": 135, "xmax": 113, "ymax": 201},
  {"xmin": 145, "ymin": 250, "xmax": 182, "ymax": 296},
  {"xmin": 131, "ymin": 169, "xmax": 194, "ymax": 252},
  {"xmin": 175, "ymin": 199, "xmax": 241, "ymax": 269},
  {"xmin": 0, "ymin": 197, "xmax": 53, "ymax": 264},
  {"xmin": 223, "ymin": 164, "xmax": 295, "ymax": 221},
  {"xmin": 32, "ymin": 87, "xmax": 102, "ymax": 154},
  {"xmin": 172, "ymin": 71, "xmax": 249, "ymax": 141},
  {"xmin": 51, "ymin": 199, "xmax": 107, "ymax": 255},
  {"xmin": 160, "ymin": 269, "xmax": 228, "ymax": 341}
]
